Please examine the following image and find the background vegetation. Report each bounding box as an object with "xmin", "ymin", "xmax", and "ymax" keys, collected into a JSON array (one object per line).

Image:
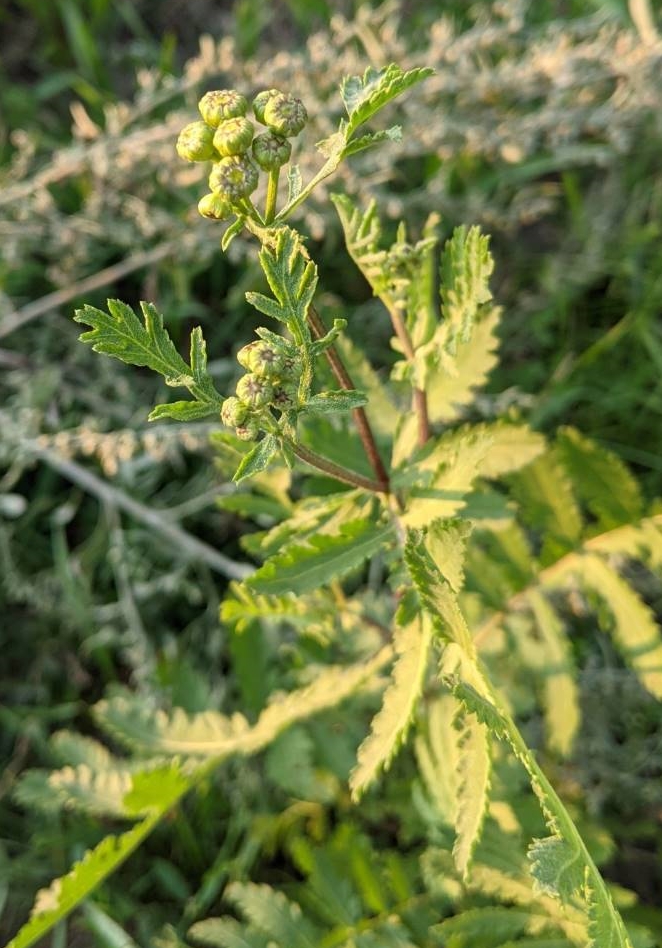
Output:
[{"xmin": 2, "ymin": 0, "xmax": 662, "ymax": 945}]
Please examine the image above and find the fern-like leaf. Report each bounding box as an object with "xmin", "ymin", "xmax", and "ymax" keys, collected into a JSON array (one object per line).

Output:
[
  {"xmin": 453, "ymin": 707, "xmax": 492, "ymax": 880},
  {"xmin": 439, "ymin": 225, "xmax": 494, "ymax": 354},
  {"xmin": 224, "ymin": 882, "xmax": 320, "ymax": 948},
  {"xmin": 340, "ymin": 64, "xmax": 434, "ymax": 138},
  {"xmin": 586, "ymin": 882, "xmax": 634, "ymax": 948},
  {"xmin": 246, "ymin": 519, "xmax": 394, "ymax": 596},
  {"xmin": 527, "ymin": 836, "xmax": 585, "ymax": 901},
  {"xmin": 188, "ymin": 917, "xmax": 268, "ymax": 948},
  {"xmin": 350, "ymin": 613, "xmax": 433, "ymax": 800},
  {"xmin": 246, "ymin": 227, "xmax": 317, "ymax": 338}
]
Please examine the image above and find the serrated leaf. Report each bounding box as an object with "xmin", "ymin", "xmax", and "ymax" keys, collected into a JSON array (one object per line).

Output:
[
  {"xmin": 453, "ymin": 708, "xmax": 492, "ymax": 880},
  {"xmin": 224, "ymin": 882, "xmax": 320, "ymax": 948},
  {"xmin": 350, "ymin": 613, "xmax": 432, "ymax": 800},
  {"xmin": 587, "ymin": 882, "xmax": 634, "ymax": 948},
  {"xmin": 510, "ymin": 451, "xmax": 583, "ymax": 563},
  {"xmin": 246, "ymin": 519, "xmax": 394, "ymax": 596},
  {"xmin": 188, "ymin": 917, "xmax": 268, "ymax": 948},
  {"xmin": 340, "ymin": 125, "xmax": 402, "ymax": 157},
  {"xmin": 335, "ymin": 334, "xmax": 398, "ymax": 438},
  {"xmin": 527, "ymin": 836, "xmax": 585, "ymax": 901},
  {"xmin": 340, "ymin": 64, "xmax": 434, "ymax": 138},
  {"xmin": 556, "ymin": 427, "xmax": 642, "ymax": 528},
  {"xmin": 74, "ymin": 300, "xmax": 222, "ymax": 410},
  {"xmin": 440, "ymin": 226, "xmax": 494, "ymax": 354},
  {"xmin": 434, "ymin": 907, "xmax": 532, "ymax": 946},
  {"xmin": 526, "ymin": 591, "xmax": 579, "ymax": 757},
  {"xmin": 149, "ymin": 400, "xmax": 217, "ymax": 421},
  {"xmin": 569, "ymin": 554, "xmax": 662, "ymax": 698},
  {"xmin": 304, "ymin": 390, "xmax": 368, "ymax": 414},
  {"xmin": 233, "ymin": 435, "xmax": 279, "ymax": 484}
]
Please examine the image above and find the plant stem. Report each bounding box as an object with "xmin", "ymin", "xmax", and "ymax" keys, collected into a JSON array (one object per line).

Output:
[
  {"xmin": 264, "ymin": 168, "xmax": 280, "ymax": 224},
  {"xmin": 388, "ymin": 303, "xmax": 430, "ymax": 447},
  {"xmin": 285, "ymin": 439, "xmax": 387, "ymax": 494},
  {"xmin": 307, "ymin": 305, "xmax": 390, "ymax": 493}
]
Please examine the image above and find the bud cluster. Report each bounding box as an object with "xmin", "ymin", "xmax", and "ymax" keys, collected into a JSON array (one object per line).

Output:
[
  {"xmin": 176, "ymin": 86, "xmax": 308, "ymax": 221},
  {"xmin": 220, "ymin": 340, "xmax": 302, "ymax": 440}
]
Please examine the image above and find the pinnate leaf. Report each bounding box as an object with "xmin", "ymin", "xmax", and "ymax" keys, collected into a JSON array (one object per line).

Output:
[
  {"xmin": 340, "ymin": 64, "xmax": 434, "ymax": 138},
  {"xmin": 527, "ymin": 836, "xmax": 585, "ymax": 901},
  {"xmin": 453, "ymin": 708, "xmax": 492, "ymax": 880}
]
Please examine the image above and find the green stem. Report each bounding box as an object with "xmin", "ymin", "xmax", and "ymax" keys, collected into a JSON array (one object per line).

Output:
[
  {"xmin": 285, "ymin": 439, "xmax": 387, "ymax": 494},
  {"xmin": 264, "ymin": 168, "xmax": 280, "ymax": 224}
]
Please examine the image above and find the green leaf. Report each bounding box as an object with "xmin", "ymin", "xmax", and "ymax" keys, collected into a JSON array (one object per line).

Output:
[
  {"xmin": 233, "ymin": 435, "xmax": 279, "ymax": 484},
  {"xmin": 440, "ymin": 225, "xmax": 494, "ymax": 353},
  {"xmin": 435, "ymin": 907, "xmax": 532, "ymax": 947},
  {"xmin": 74, "ymin": 300, "xmax": 223, "ymax": 410},
  {"xmin": 255, "ymin": 227, "xmax": 317, "ymax": 338},
  {"xmin": 224, "ymin": 882, "xmax": 320, "ymax": 948},
  {"xmin": 304, "ymin": 390, "xmax": 368, "ymax": 414},
  {"xmin": 556, "ymin": 427, "xmax": 642, "ymax": 529},
  {"xmin": 350, "ymin": 612, "xmax": 433, "ymax": 800},
  {"xmin": 453, "ymin": 708, "xmax": 492, "ymax": 880},
  {"xmin": 149, "ymin": 400, "xmax": 218, "ymax": 421},
  {"xmin": 587, "ymin": 882, "xmax": 634, "ymax": 948},
  {"xmin": 246, "ymin": 519, "xmax": 394, "ymax": 596},
  {"xmin": 340, "ymin": 64, "xmax": 434, "ymax": 138},
  {"xmin": 287, "ymin": 164, "xmax": 302, "ymax": 204},
  {"xmin": 527, "ymin": 836, "xmax": 585, "ymax": 901},
  {"xmin": 341, "ymin": 125, "xmax": 402, "ymax": 157},
  {"xmin": 221, "ymin": 217, "xmax": 244, "ymax": 251},
  {"xmin": 188, "ymin": 917, "xmax": 268, "ymax": 948},
  {"xmin": 335, "ymin": 334, "xmax": 398, "ymax": 438}
]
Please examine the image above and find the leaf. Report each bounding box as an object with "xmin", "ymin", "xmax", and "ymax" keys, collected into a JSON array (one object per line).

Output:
[
  {"xmin": 434, "ymin": 907, "xmax": 532, "ymax": 946},
  {"xmin": 74, "ymin": 300, "xmax": 222, "ymax": 410},
  {"xmin": 569, "ymin": 554, "xmax": 662, "ymax": 698},
  {"xmin": 426, "ymin": 307, "xmax": 501, "ymax": 423},
  {"xmin": 224, "ymin": 882, "xmax": 320, "ymax": 948},
  {"xmin": 221, "ymin": 217, "xmax": 243, "ymax": 251},
  {"xmin": 246, "ymin": 519, "xmax": 394, "ymax": 596},
  {"xmin": 453, "ymin": 708, "xmax": 492, "ymax": 880},
  {"xmin": 587, "ymin": 882, "xmax": 634, "ymax": 948},
  {"xmin": 404, "ymin": 528, "xmax": 476, "ymax": 657},
  {"xmin": 556, "ymin": 427, "xmax": 642, "ymax": 529},
  {"xmin": 526, "ymin": 591, "xmax": 579, "ymax": 757},
  {"xmin": 415, "ymin": 693, "xmax": 460, "ymax": 826},
  {"xmin": 476, "ymin": 424, "xmax": 546, "ymax": 478},
  {"xmin": 527, "ymin": 836, "xmax": 585, "ymax": 901},
  {"xmin": 425, "ymin": 518, "xmax": 472, "ymax": 593},
  {"xmin": 439, "ymin": 226, "xmax": 494, "ymax": 354},
  {"xmin": 188, "ymin": 917, "xmax": 268, "ymax": 948},
  {"xmin": 287, "ymin": 164, "xmax": 302, "ymax": 203},
  {"xmin": 340, "ymin": 64, "xmax": 434, "ymax": 138},
  {"xmin": 341, "ymin": 125, "xmax": 402, "ymax": 156},
  {"xmin": 252, "ymin": 227, "xmax": 317, "ymax": 338},
  {"xmin": 334, "ymin": 334, "xmax": 398, "ymax": 438},
  {"xmin": 304, "ymin": 390, "xmax": 368, "ymax": 414},
  {"xmin": 149, "ymin": 400, "xmax": 218, "ymax": 421},
  {"xmin": 350, "ymin": 612, "xmax": 433, "ymax": 800},
  {"xmin": 233, "ymin": 435, "xmax": 279, "ymax": 483}
]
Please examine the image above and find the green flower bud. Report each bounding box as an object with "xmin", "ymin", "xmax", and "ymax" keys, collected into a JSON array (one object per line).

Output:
[
  {"xmin": 209, "ymin": 155, "xmax": 259, "ymax": 201},
  {"xmin": 176, "ymin": 121, "xmax": 215, "ymax": 162},
  {"xmin": 197, "ymin": 192, "xmax": 232, "ymax": 220},
  {"xmin": 252, "ymin": 89, "xmax": 281, "ymax": 124},
  {"xmin": 239, "ymin": 341, "xmax": 285, "ymax": 378},
  {"xmin": 272, "ymin": 380, "xmax": 299, "ymax": 411},
  {"xmin": 220, "ymin": 396, "xmax": 248, "ymax": 428},
  {"xmin": 198, "ymin": 89, "xmax": 248, "ymax": 127},
  {"xmin": 252, "ymin": 131, "xmax": 291, "ymax": 171},
  {"xmin": 236, "ymin": 373, "xmax": 273, "ymax": 409},
  {"xmin": 263, "ymin": 93, "xmax": 307, "ymax": 138},
  {"xmin": 235, "ymin": 420, "xmax": 260, "ymax": 441},
  {"xmin": 213, "ymin": 117, "xmax": 254, "ymax": 157}
]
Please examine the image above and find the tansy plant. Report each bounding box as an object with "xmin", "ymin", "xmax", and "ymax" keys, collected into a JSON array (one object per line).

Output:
[{"xmin": 8, "ymin": 63, "xmax": 662, "ymax": 948}]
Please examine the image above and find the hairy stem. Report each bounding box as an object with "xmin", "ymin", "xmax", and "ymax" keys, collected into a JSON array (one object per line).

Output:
[
  {"xmin": 308, "ymin": 305, "xmax": 390, "ymax": 493},
  {"xmin": 286, "ymin": 439, "xmax": 387, "ymax": 494},
  {"xmin": 388, "ymin": 303, "xmax": 430, "ymax": 447},
  {"xmin": 264, "ymin": 168, "xmax": 280, "ymax": 224}
]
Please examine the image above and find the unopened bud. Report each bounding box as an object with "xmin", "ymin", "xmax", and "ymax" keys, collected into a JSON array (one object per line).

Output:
[
  {"xmin": 252, "ymin": 132, "xmax": 291, "ymax": 171},
  {"xmin": 236, "ymin": 373, "xmax": 273, "ymax": 409},
  {"xmin": 235, "ymin": 420, "xmax": 260, "ymax": 441},
  {"xmin": 263, "ymin": 93, "xmax": 307, "ymax": 138},
  {"xmin": 252, "ymin": 89, "xmax": 281, "ymax": 124},
  {"xmin": 272, "ymin": 380, "xmax": 300, "ymax": 411},
  {"xmin": 198, "ymin": 89, "xmax": 248, "ymax": 127},
  {"xmin": 198, "ymin": 192, "xmax": 232, "ymax": 220},
  {"xmin": 221, "ymin": 396, "xmax": 248, "ymax": 427},
  {"xmin": 209, "ymin": 155, "xmax": 259, "ymax": 201},
  {"xmin": 213, "ymin": 117, "xmax": 254, "ymax": 157},
  {"xmin": 245, "ymin": 341, "xmax": 285, "ymax": 378},
  {"xmin": 176, "ymin": 121, "xmax": 215, "ymax": 162}
]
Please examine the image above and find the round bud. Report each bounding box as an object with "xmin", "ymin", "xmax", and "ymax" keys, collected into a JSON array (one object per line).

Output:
[
  {"xmin": 235, "ymin": 420, "xmax": 260, "ymax": 441},
  {"xmin": 209, "ymin": 155, "xmax": 259, "ymax": 201},
  {"xmin": 252, "ymin": 89, "xmax": 281, "ymax": 124},
  {"xmin": 220, "ymin": 396, "xmax": 248, "ymax": 428},
  {"xmin": 197, "ymin": 192, "xmax": 232, "ymax": 220},
  {"xmin": 247, "ymin": 341, "xmax": 285, "ymax": 378},
  {"xmin": 272, "ymin": 380, "xmax": 299, "ymax": 411},
  {"xmin": 252, "ymin": 132, "xmax": 291, "ymax": 171},
  {"xmin": 176, "ymin": 121, "xmax": 215, "ymax": 162},
  {"xmin": 236, "ymin": 373, "xmax": 273, "ymax": 409},
  {"xmin": 213, "ymin": 117, "xmax": 254, "ymax": 157},
  {"xmin": 263, "ymin": 93, "xmax": 307, "ymax": 138},
  {"xmin": 198, "ymin": 89, "xmax": 248, "ymax": 127}
]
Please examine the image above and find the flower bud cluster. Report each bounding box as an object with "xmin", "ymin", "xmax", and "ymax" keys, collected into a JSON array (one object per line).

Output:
[
  {"xmin": 176, "ymin": 86, "xmax": 308, "ymax": 221},
  {"xmin": 220, "ymin": 340, "xmax": 302, "ymax": 440}
]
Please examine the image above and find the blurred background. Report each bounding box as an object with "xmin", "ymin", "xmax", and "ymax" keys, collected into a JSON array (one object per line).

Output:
[{"xmin": 2, "ymin": 0, "xmax": 662, "ymax": 943}]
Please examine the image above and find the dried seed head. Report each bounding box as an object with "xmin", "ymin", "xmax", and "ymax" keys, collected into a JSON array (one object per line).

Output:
[
  {"xmin": 263, "ymin": 93, "xmax": 308, "ymax": 138},
  {"xmin": 212, "ymin": 117, "xmax": 255, "ymax": 157},
  {"xmin": 252, "ymin": 131, "xmax": 292, "ymax": 171},
  {"xmin": 209, "ymin": 155, "xmax": 259, "ymax": 201},
  {"xmin": 176, "ymin": 121, "xmax": 215, "ymax": 162},
  {"xmin": 198, "ymin": 89, "xmax": 248, "ymax": 127}
]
